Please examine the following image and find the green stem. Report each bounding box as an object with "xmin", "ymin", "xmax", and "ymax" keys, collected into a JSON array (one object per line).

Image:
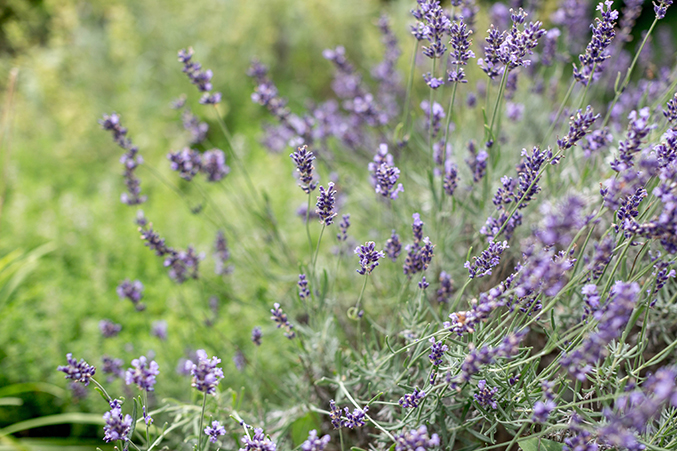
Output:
[
  {"xmin": 305, "ymin": 192, "xmax": 313, "ymax": 258},
  {"xmin": 311, "ymin": 224, "xmax": 326, "ymax": 278},
  {"xmin": 198, "ymin": 392, "xmax": 207, "ymax": 451},
  {"xmin": 402, "ymin": 41, "xmax": 420, "ymax": 136}
]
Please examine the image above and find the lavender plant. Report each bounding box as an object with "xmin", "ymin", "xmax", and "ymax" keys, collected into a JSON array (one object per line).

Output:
[{"xmin": 50, "ymin": 1, "xmax": 677, "ymax": 450}]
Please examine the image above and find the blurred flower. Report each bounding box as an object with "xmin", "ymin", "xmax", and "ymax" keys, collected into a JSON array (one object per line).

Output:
[{"xmin": 99, "ymin": 319, "xmax": 122, "ymax": 338}]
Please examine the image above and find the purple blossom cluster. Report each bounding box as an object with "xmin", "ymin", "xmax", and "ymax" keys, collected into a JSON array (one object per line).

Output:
[
  {"xmin": 167, "ymin": 147, "xmax": 229, "ymax": 182},
  {"xmin": 374, "ymin": 160, "xmax": 404, "ymax": 200},
  {"xmin": 457, "ymin": 329, "xmax": 528, "ymax": 383},
  {"xmin": 138, "ymin": 222, "xmax": 203, "ymax": 283},
  {"xmin": 185, "ymin": 349, "xmax": 224, "ymax": 395},
  {"xmin": 180, "ymin": 108, "xmax": 209, "ymax": 144},
  {"xmin": 290, "ymin": 145, "xmax": 318, "ymax": 194},
  {"xmin": 355, "ymin": 241, "xmax": 385, "ymax": 275},
  {"xmin": 116, "ymin": 279, "xmax": 144, "ymax": 310},
  {"xmin": 572, "ymin": 1, "xmax": 619, "ymax": 85},
  {"xmin": 57, "ymin": 354, "xmax": 96, "ymax": 386},
  {"xmin": 99, "ymin": 319, "xmax": 121, "ymax": 338},
  {"xmin": 611, "ymin": 107, "xmax": 655, "ymax": 171},
  {"xmin": 177, "ymin": 48, "xmax": 221, "ymax": 104},
  {"xmin": 316, "ymin": 183, "xmax": 338, "ymax": 226},
  {"xmin": 103, "ymin": 399, "xmax": 132, "ymax": 443},
  {"xmin": 556, "ymin": 106, "xmax": 600, "ymax": 151},
  {"xmin": 395, "ymin": 425, "xmax": 440, "ymax": 451},
  {"xmin": 251, "ymin": 326, "xmax": 263, "ymax": 346},
  {"xmin": 532, "ymin": 380, "xmax": 557, "ymax": 422},
  {"xmin": 99, "ymin": 113, "xmax": 147, "ymax": 205},
  {"xmin": 337, "ymin": 214, "xmax": 351, "ymax": 242},
  {"xmin": 448, "ymin": 18, "xmax": 475, "ymax": 83},
  {"xmin": 428, "ymin": 337, "xmax": 448, "ymax": 365},
  {"xmin": 125, "ymin": 355, "xmax": 159, "ymax": 392},
  {"xmin": 239, "ymin": 428, "xmax": 277, "ymax": 451},
  {"xmin": 298, "ymin": 274, "xmax": 310, "ymax": 300},
  {"xmin": 465, "ymin": 141, "xmax": 489, "ymax": 183},
  {"xmin": 205, "ymin": 420, "xmax": 226, "ymax": 443},
  {"xmin": 271, "ymin": 302, "xmax": 295, "ymax": 339},
  {"xmin": 474, "ymin": 380, "xmax": 499, "ymax": 409},
  {"xmin": 465, "ymin": 240, "xmax": 509, "ymax": 279},
  {"xmin": 329, "ymin": 399, "xmax": 369, "ymax": 429},
  {"xmin": 403, "ymin": 214, "xmax": 435, "ymax": 276},
  {"xmin": 385, "ymin": 230, "xmax": 402, "ymax": 262},
  {"xmin": 411, "ymin": 0, "xmax": 451, "ymax": 60},
  {"xmin": 301, "ymin": 430, "xmax": 330, "ymax": 451},
  {"xmin": 560, "ymin": 281, "xmax": 640, "ymax": 380},
  {"xmin": 399, "ymin": 387, "xmax": 426, "ymax": 408},
  {"xmin": 101, "ymin": 356, "xmax": 124, "ymax": 382}
]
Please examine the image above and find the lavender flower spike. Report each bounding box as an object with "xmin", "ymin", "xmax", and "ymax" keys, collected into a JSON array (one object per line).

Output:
[
  {"xmin": 465, "ymin": 241, "xmax": 509, "ymax": 279},
  {"xmin": 301, "ymin": 430, "xmax": 331, "ymax": 451},
  {"xmin": 205, "ymin": 420, "xmax": 227, "ymax": 443},
  {"xmin": 374, "ymin": 161, "xmax": 404, "ymax": 199},
  {"xmin": 185, "ymin": 349, "xmax": 225, "ymax": 395},
  {"xmin": 57, "ymin": 354, "xmax": 96, "ymax": 386},
  {"xmin": 385, "ymin": 230, "xmax": 402, "ymax": 262},
  {"xmin": 316, "ymin": 183, "xmax": 338, "ymax": 226},
  {"xmin": 448, "ymin": 18, "xmax": 475, "ymax": 83},
  {"xmin": 395, "ymin": 425, "xmax": 440, "ymax": 451},
  {"xmin": 573, "ymin": 1, "xmax": 619, "ymax": 85},
  {"xmin": 251, "ymin": 326, "xmax": 263, "ymax": 346},
  {"xmin": 271, "ymin": 302, "xmax": 296, "ymax": 339},
  {"xmin": 557, "ymin": 106, "xmax": 600, "ymax": 150},
  {"xmin": 290, "ymin": 145, "xmax": 318, "ymax": 193},
  {"xmin": 355, "ymin": 241, "xmax": 385, "ymax": 275},
  {"xmin": 177, "ymin": 48, "xmax": 222, "ymax": 104},
  {"xmin": 125, "ymin": 356, "xmax": 160, "ymax": 392},
  {"xmin": 103, "ymin": 399, "xmax": 132, "ymax": 442}
]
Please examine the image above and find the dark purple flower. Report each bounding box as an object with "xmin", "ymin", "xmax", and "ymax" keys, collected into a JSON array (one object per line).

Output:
[
  {"xmin": 99, "ymin": 319, "xmax": 121, "ymax": 338},
  {"xmin": 411, "ymin": 0, "xmax": 451, "ymax": 59},
  {"xmin": 101, "ymin": 356, "xmax": 124, "ymax": 382},
  {"xmin": 395, "ymin": 425, "xmax": 440, "ymax": 451},
  {"xmin": 428, "ymin": 337, "xmax": 448, "ymax": 365},
  {"xmin": 374, "ymin": 162, "xmax": 404, "ymax": 199},
  {"xmin": 418, "ymin": 276, "xmax": 430, "ymax": 290},
  {"xmin": 290, "ymin": 145, "xmax": 318, "ymax": 193},
  {"xmin": 663, "ymin": 93, "xmax": 677, "ymax": 124},
  {"xmin": 271, "ymin": 303, "xmax": 295, "ymax": 339},
  {"xmin": 205, "ymin": 420, "xmax": 226, "ymax": 443},
  {"xmin": 239, "ymin": 428, "xmax": 277, "ymax": 451},
  {"xmin": 337, "ymin": 214, "xmax": 351, "ymax": 242},
  {"xmin": 457, "ymin": 329, "xmax": 528, "ymax": 383},
  {"xmin": 164, "ymin": 246, "xmax": 204, "ymax": 284},
  {"xmin": 316, "ymin": 183, "xmax": 338, "ymax": 226},
  {"xmin": 465, "ymin": 241, "xmax": 509, "ymax": 279},
  {"xmin": 385, "ymin": 230, "xmax": 402, "ymax": 262},
  {"xmin": 448, "ymin": 18, "xmax": 475, "ymax": 83},
  {"xmin": 301, "ymin": 430, "xmax": 330, "ymax": 451},
  {"xmin": 125, "ymin": 356, "xmax": 159, "ymax": 392},
  {"xmin": 466, "ymin": 141, "xmax": 489, "ymax": 183},
  {"xmin": 399, "ymin": 387, "xmax": 426, "ymax": 408},
  {"xmin": 103, "ymin": 399, "xmax": 132, "ymax": 442},
  {"xmin": 329, "ymin": 400, "xmax": 342, "ymax": 429},
  {"xmin": 403, "ymin": 214, "xmax": 435, "ymax": 276},
  {"xmin": 560, "ymin": 281, "xmax": 640, "ymax": 380},
  {"xmin": 201, "ymin": 149, "xmax": 229, "ymax": 182},
  {"xmin": 214, "ymin": 230, "xmax": 233, "ymax": 275},
  {"xmin": 572, "ymin": 1, "xmax": 619, "ymax": 85},
  {"xmin": 355, "ymin": 241, "xmax": 385, "ymax": 275},
  {"xmin": 611, "ymin": 107, "xmax": 655, "ymax": 171},
  {"xmin": 654, "ymin": 0, "xmax": 673, "ymax": 18},
  {"xmin": 251, "ymin": 326, "xmax": 263, "ymax": 346},
  {"xmin": 99, "ymin": 113, "xmax": 147, "ymax": 205},
  {"xmin": 474, "ymin": 380, "xmax": 499, "ymax": 409},
  {"xmin": 168, "ymin": 147, "xmax": 202, "ymax": 181},
  {"xmin": 151, "ymin": 320, "xmax": 168, "ymax": 340},
  {"xmin": 329, "ymin": 400, "xmax": 368, "ymax": 429},
  {"xmin": 557, "ymin": 106, "xmax": 600, "ymax": 150},
  {"xmin": 436, "ymin": 271, "xmax": 453, "ymax": 303},
  {"xmin": 647, "ymin": 253, "xmax": 676, "ymax": 306},
  {"xmin": 298, "ymin": 274, "xmax": 310, "ymax": 300},
  {"xmin": 177, "ymin": 48, "xmax": 221, "ymax": 104},
  {"xmin": 185, "ymin": 349, "xmax": 225, "ymax": 395},
  {"xmin": 57, "ymin": 354, "xmax": 96, "ymax": 386}
]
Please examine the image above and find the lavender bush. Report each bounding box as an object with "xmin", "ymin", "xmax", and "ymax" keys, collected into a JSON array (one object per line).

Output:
[{"xmin": 44, "ymin": 1, "xmax": 677, "ymax": 450}]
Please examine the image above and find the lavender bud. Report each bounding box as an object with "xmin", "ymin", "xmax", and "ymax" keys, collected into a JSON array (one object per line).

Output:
[
  {"xmin": 399, "ymin": 387, "xmax": 426, "ymax": 408},
  {"xmin": 125, "ymin": 356, "xmax": 159, "ymax": 392},
  {"xmin": 316, "ymin": 183, "xmax": 338, "ymax": 226},
  {"xmin": 474, "ymin": 380, "xmax": 499, "ymax": 409},
  {"xmin": 385, "ymin": 230, "xmax": 402, "ymax": 262},
  {"xmin": 298, "ymin": 274, "xmax": 310, "ymax": 300},
  {"xmin": 251, "ymin": 326, "xmax": 263, "ymax": 346},
  {"xmin": 57, "ymin": 354, "xmax": 96, "ymax": 386},
  {"xmin": 271, "ymin": 303, "xmax": 295, "ymax": 339},
  {"xmin": 290, "ymin": 145, "xmax": 318, "ymax": 193},
  {"xmin": 355, "ymin": 241, "xmax": 385, "ymax": 275}
]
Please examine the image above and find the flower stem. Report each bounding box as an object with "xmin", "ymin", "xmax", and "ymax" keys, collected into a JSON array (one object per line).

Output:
[{"xmin": 198, "ymin": 392, "xmax": 207, "ymax": 451}]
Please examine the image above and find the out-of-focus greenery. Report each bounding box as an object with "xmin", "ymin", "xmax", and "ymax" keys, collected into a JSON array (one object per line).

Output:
[{"xmin": 0, "ymin": 0, "xmax": 416, "ymax": 436}]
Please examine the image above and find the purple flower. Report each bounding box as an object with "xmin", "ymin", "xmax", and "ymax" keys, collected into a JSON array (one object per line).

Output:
[
  {"xmin": 298, "ymin": 274, "xmax": 310, "ymax": 300},
  {"xmin": 611, "ymin": 107, "xmax": 656, "ymax": 171},
  {"xmin": 355, "ymin": 241, "xmax": 385, "ymax": 275},
  {"xmin": 103, "ymin": 400, "xmax": 132, "ymax": 442},
  {"xmin": 423, "ymin": 73, "xmax": 445, "ymax": 89},
  {"xmin": 205, "ymin": 420, "xmax": 226, "ymax": 443},
  {"xmin": 436, "ymin": 271, "xmax": 453, "ymax": 303},
  {"xmin": 233, "ymin": 351, "xmax": 246, "ymax": 372},
  {"xmin": 474, "ymin": 380, "xmax": 499, "ymax": 409},
  {"xmin": 457, "ymin": 329, "xmax": 528, "ymax": 383},
  {"xmin": 125, "ymin": 356, "xmax": 159, "ymax": 392},
  {"xmin": 399, "ymin": 387, "xmax": 426, "ymax": 408},
  {"xmin": 428, "ymin": 337, "xmax": 448, "ymax": 366},
  {"xmin": 301, "ymin": 430, "xmax": 330, "ymax": 451},
  {"xmin": 271, "ymin": 303, "xmax": 295, "ymax": 339},
  {"xmin": 443, "ymin": 161, "xmax": 459, "ymax": 197},
  {"xmin": 466, "ymin": 141, "xmax": 489, "ymax": 183},
  {"xmin": 465, "ymin": 241, "xmax": 509, "ymax": 279},
  {"xmin": 418, "ymin": 276, "xmax": 429, "ymax": 290},
  {"xmin": 164, "ymin": 246, "xmax": 204, "ymax": 284},
  {"xmin": 99, "ymin": 319, "xmax": 121, "ymax": 338},
  {"xmin": 421, "ymin": 101, "xmax": 445, "ymax": 138},
  {"xmin": 177, "ymin": 48, "xmax": 221, "ymax": 104},
  {"xmin": 532, "ymin": 400, "xmax": 556, "ymax": 422},
  {"xmin": 374, "ymin": 162, "xmax": 404, "ymax": 199},
  {"xmin": 557, "ymin": 106, "xmax": 600, "ymax": 150},
  {"xmin": 411, "ymin": 0, "xmax": 451, "ymax": 59},
  {"xmin": 316, "ymin": 183, "xmax": 338, "ymax": 226},
  {"xmin": 560, "ymin": 281, "xmax": 640, "ymax": 380},
  {"xmin": 572, "ymin": 1, "xmax": 619, "ymax": 85},
  {"xmin": 185, "ymin": 349, "xmax": 225, "ymax": 395},
  {"xmin": 395, "ymin": 425, "xmax": 440, "ymax": 451},
  {"xmin": 101, "ymin": 356, "xmax": 124, "ymax": 382},
  {"xmin": 404, "ymin": 214, "xmax": 435, "ymax": 276},
  {"xmin": 541, "ymin": 28, "xmax": 560, "ymax": 66},
  {"xmin": 663, "ymin": 93, "xmax": 677, "ymax": 124},
  {"xmin": 57, "ymin": 354, "xmax": 96, "ymax": 386},
  {"xmin": 329, "ymin": 400, "xmax": 342, "ymax": 429},
  {"xmin": 151, "ymin": 320, "xmax": 168, "ymax": 340},
  {"xmin": 581, "ymin": 284, "xmax": 602, "ymax": 321},
  {"xmin": 536, "ymin": 196, "xmax": 585, "ymax": 247},
  {"xmin": 214, "ymin": 230, "xmax": 233, "ymax": 275},
  {"xmin": 201, "ymin": 149, "xmax": 229, "ymax": 182},
  {"xmin": 506, "ymin": 102, "xmax": 524, "ymax": 121},
  {"xmin": 337, "ymin": 214, "xmax": 351, "ymax": 242},
  {"xmin": 168, "ymin": 147, "xmax": 202, "ymax": 181},
  {"xmin": 448, "ymin": 18, "xmax": 475, "ymax": 83},
  {"xmin": 581, "ymin": 127, "xmax": 613, "ymax": 157},
  {"xmin": 239, "ymin": 428, "xmax": 277, "ymax": 451},
  {"xmin": 181, "ymin": 109, "xmax": 209, "ymax": 144},
  {"xmin": 654, "ymin": 0, "xmax": 673, "ymax": 18},
  {"xmin": 587, "ymin": 235, "xmax": 615, "ymax": 280},
  {"xmin": 290, "ymin": 145, "xmax": 318, "ymax": 193},
  {"xmin": 385, "ymin": 230, "xmax": 402, "ymax": 262},
  {"xmin": 116, "ymin": 279, "xmax": 144, "ymax": 311},
  {"xmin": 251, "ymin": 326, "xmax": 263, "ymax": 346},
  {"xmin": 647, "ymin": 254, "xmax": 676, "ymax": 306},
  {"xmin": 99, "ymin": 113, "xmax": 147, "ymax": 205}
]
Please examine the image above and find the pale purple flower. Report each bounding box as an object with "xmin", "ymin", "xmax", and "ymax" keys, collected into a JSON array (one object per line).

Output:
[
  {"xmin": 572, "ymin": 1, "xmax": 619, "ymax": 85},
  {"xmin": 385, "ymin": 230, "xmax": 402, "ymax": 262},
  {"xmin": 474, "ymin": 380, "xmax": 499, "ymax": 409},
  {"xmin": 125, "ymin": 356, "xmax": 159, "ymax": 392},
  {"xmin": 99, "ymin": 319, "xmax": 121, "ymax": 338},
  {"xmin": 271, "ymin": 303, "xmax": 295, "ymax": 339},
  {"xmin": 301, "ymin": 430, "xmax": 330, "ymax": 451},
  {"xmin": 151, "ymin": 320, "xmax": 168, "ymax": 340},
  {"xmin": 202, "ymin": 149, "xmax": 229, "ymax": 182},
  {"xmin": 205, "ymin": 420, "xmax": 226, "ymax": 443},
  {"xmin": 103, "ymin": 400, "xmax": 132, "ymax": 442},
  {"xmin": 399, "ymin": 387, "xmax": 426, "ymax": 408},
  {"xmin": 395, "ymin": 425, "xmax": 440, "ymax": 451},
  {"xmin": 185, "ymin": 349, "xmax": 225, "ymax": 395}
]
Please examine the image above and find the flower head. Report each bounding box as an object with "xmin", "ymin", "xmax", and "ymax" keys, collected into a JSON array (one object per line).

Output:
[
  {"xmin": 355, "ymin": 241, "xmax": 385, "ymax": 275},
  {"xmin": 125, "ymin": 356, "xmax": 159, "ymax": 392},
  {"xmin": 57, "ymin": 354, "xmax": 96, "ymax": 386},
  {"xmin": 205, "ymin": 420, "xmax": 226, "ymax": 443},
  {"xmin": 103, "ymin": 399, "xmax": 132, "ymax": 442},
  {"xmin": 316, "ymin": 183, "xmax": 338, "ymax": 226},
  {"xmin": 185, "ymin": 349, "xmax": 224, "ymax": 395}
]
